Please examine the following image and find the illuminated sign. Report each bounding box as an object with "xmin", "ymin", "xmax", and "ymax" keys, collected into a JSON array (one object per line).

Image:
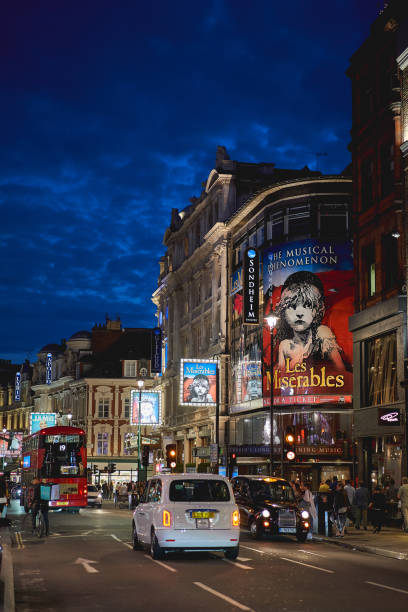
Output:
[
  {"xmin": 243, "ymin": 248, "xmax": 259, "ymax": 324},
  {"xmin": 23, "ymin": 455, "xmax": 31, "ymax": 468},
  {"xmin": 378, "ymin": 407, "xmax": 401, "ymax": 426},
  {"xmin": 46, "ymin": 352, "xmax": 52, "ymax": 384},
  {"xmin": 0, "ymin": 431, "xmax": 23, "ymax": 457},
  {"xmin": 130, "ymin": 391, "xmax": 161, "ymax": 425},
  {"xmin": 30, "ymin": 412, "xmax": 57, "ymax": 434},
  {"xmin": 263, "ymin": 239, "xmax": 354, "ymax": 406},
  {"xmin": 180, "ymin": 359, "xmax": 218, "ymax": 406},
  {"xmin": 151, "ymin": 327, "xmax": 162, "ymax": 374},
  {"xmin": 15, "ymin": 372, "xmax": 21, "ymax": 401},
  {"xmin": 296, "ymin": 445, "xmax": 344, "ymax": 456}
]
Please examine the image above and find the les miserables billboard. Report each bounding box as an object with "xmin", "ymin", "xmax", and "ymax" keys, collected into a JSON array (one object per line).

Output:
[
  {"xmin": 263, "ymin": 239, "xmax": 353, "ymax": 406},
  {"xmin": 180, "ymin": 359, "xmax": 218, "ymax": 407}
]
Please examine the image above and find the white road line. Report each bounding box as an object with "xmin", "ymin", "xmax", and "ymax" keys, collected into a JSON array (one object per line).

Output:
[
  {"xmin": 280, "ymin": 557, "xmax": 334, "ymax": 574},
  {"xmin": 111, "ymin": 534, "xmax": 133, "ymax": 550},
  {"xmin": 241, "ymin": 544, "xmax": 270, "ymax": 555},
  {"xmin": 365, "ymin": 581, "xmax": 408, "ymax": 595},
  {"xmin": 237, "ymin": 557, "xmax": 252, "ymax": 562},
  {"xmin": 222, "ymin": 558, "xmax": 254, "ymax": 570},
  {"xmin": 144, "ymin": 554, "xmax": 177, "ymax": 573},
  {"xmin": 297, "ymin": 549, "xmax": 326, "ymax": 557},
  {"xmin": 194, "ymin": 582, "xmax": 254, "ymax": 611}
]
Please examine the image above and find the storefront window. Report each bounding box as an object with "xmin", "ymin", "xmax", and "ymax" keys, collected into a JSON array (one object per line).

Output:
[{"xmin": 364, "ymin": 332, "xmax": 397, "ymax": 406}]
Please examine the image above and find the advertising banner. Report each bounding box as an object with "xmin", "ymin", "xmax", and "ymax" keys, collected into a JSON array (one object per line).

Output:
[
  {"xmin": 263, "ymin": 239, "xmax": 353, "ymax": 406},
  {"xmin": 15, "ymin": 372, "xmax": 21, "ymax": 401},
  {"xmin": 243, "ymin": 248, "xmax": 260, "ymax": 324},
  {"xmin": 130, "ymin": 391, "xmax": 161, "ymax": 425},
  {"xmin": 151, "ymin": 327, "xmax": 162, "ymax": 374},
  {"xmin": 0, "ymin": 431, "xmax": 23, "ymax": 457},
  {"xmin": 180, "ymin": 359, "xmax": 217, "ymax": 406},
  {"xmin": 30, "ymin": 412, "xmax": 57, "ymax": 434}
]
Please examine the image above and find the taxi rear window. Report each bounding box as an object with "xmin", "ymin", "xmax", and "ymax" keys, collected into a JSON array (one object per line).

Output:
[{"xmin": 169, "ymin": 479, "xmax": 230, "ymax": 502}]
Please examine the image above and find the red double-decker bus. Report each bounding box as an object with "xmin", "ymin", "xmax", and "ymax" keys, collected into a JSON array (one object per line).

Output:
[{"xmin": 21, "ymin": 426, "xmax": 87, "ymax": 512}]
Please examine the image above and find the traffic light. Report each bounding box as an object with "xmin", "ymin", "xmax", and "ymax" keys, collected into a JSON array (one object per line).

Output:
[
  {"xmin": 108, "ymin": 463, "xmax": 116, "ymax": 474},
  {"xmin": 166, "ymin": 444, "xmax": 177, "ymax": 469},
  {"xmin": 103, "ymin": 466, "xmax": 108, "ymax": 473},
  {"xmin": 93, "ymin": 465, "xmax": 99, "ymax": 475},
  {"xmin": 284, "ymin": 428, "xmax": 296, "ymax": 461},
  {"xmin": 142, "ymin": 445, "xmax": 149, "ymax": 467}
]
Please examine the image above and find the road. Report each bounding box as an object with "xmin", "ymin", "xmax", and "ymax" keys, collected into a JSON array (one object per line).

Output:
[{"xmin": 8, "ymin": 500, "xmax": 408, "ymax": 612}]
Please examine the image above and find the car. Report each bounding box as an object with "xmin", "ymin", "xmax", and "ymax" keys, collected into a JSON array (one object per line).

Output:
[
  {"xmin": 231, "ymin": 476, "xmax": 310, "ymax": 542},
  {"xmin": 87, "ymin": 485, "xmax": 103, "ymax": 508},
  {"xmin": 132, "ymin": 473, "xmax": 240, "ymax": 560}
]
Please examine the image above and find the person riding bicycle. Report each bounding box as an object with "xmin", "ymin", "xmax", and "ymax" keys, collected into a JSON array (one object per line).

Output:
[{"xmin": 30, "ymin": 478, "xmax": 49, "ymax": 536}]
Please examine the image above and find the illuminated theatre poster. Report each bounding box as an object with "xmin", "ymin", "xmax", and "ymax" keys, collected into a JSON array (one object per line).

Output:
[
  {"xmin": 263, "ymin": 239, "xmax": 353, "ymax": 406},
  {"xmin": 180, "ymin": 359, "xmax": 218, "ymax": 407},
  {"xmin": 130, "ymin": 391, "xmax": 161, "ymax": 425}
]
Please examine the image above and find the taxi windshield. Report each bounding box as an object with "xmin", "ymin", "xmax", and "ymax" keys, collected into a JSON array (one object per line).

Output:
[
  {"xmin": 250, "ymin": 481, "xmax": 295, "ymax": 503},
  {"xmin": 169, "ymin": 479, "xmax": 230, "ymax": 502}
]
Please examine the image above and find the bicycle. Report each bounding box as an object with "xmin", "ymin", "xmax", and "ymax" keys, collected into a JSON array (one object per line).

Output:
[{"xmin": 35, "ymin": 508, "xmax": 46, "ymax": 538}]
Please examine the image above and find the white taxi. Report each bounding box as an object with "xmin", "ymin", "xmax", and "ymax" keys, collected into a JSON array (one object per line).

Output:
[{"xmin": 132, "ymin": 473, "xmax": 240, "ymax": 559}]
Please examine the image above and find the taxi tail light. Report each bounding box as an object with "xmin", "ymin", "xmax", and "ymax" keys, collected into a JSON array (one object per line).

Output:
[
  {"xmin": 304, "ymin": 521, "xmax": 310, "ymax": 528},
  {"xmin": 263, "ymin": 521, "xmax": 270, "ymax": 527},
  {"xmin": 232, "ymin": 510, "xmax": 240, "ymax": 527},
  {"xmin": 162, "ymin": 509, "xmax": 172, "ymax": 527}
]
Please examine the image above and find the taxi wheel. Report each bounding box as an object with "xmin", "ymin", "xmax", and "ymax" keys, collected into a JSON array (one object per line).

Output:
[
  {"xmin": 249, "ymin": 520, "xmax": 262, "ymax": 540},
  {"xmin": 150, "ymin": 529, "xmax": 164, "ymax": 560},
  {"xmin": 132, "ymin": 523, "xmax": 140, "ymax": 550},
  {"xmin": 225, "ymin": 546, "xmax": 239, "ymax": 560}
]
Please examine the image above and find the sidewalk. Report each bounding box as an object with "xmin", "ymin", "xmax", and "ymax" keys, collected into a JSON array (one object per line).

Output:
[{"xmin": 314, "ymin": 524, "xmax": 408, "ymax": 560}]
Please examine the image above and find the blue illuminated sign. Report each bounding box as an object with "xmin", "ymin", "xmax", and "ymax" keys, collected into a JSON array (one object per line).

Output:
[
  {"xmin": 15, "ymin": 372, "xmax": 21, "ymax": 401},
  {"xmin": 46, "ymin": 353, "xmax": 52, "ymax": 384},
  {"xmin": 23, "ymin": 456, "xmax": 31, "ymax": 468}
]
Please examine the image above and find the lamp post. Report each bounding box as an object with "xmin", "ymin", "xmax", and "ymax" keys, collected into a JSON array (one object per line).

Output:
[
  {"xmin": 137, "ymin": 379, "xmax": 144, "ymax": 481},
  {"xmin": 266, "ymin": 315, "xmax": 278, "ymax": 477}
]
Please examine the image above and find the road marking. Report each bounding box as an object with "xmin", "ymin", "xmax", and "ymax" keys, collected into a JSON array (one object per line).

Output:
[
  {"xmin": 74, "ymin": 557, "xmax": 99, "ymax": 573},
  {"xmin": 365, "ymin": 581, "xmax": 408, "ymax": 595},
  {"xmin": 110, "ymin": 534, "xmax": 133, "ymax": 550},
  {"xmin": 237, "ymin": 556, "xmax": 252, "ymax": 562},
  {"xmin": 15, "ymin": 532, "xmax": 24, "ymax": 549},
  {"xmin": 280, "ymin": 557, "xmax": 334, "ymax": 574},
  {"xmin": 144, "ymin": 554, "xmax": 177, "ymax": 573},
  {"xmin": 297, "ymin": 549, "xmax": 325, "ymax": 557},
  {"xmin": 241, "ymin": 544, "xmax": 270, "ymax": 555},
  {"xmin": 222, "ymin": 558, "xmax": 254, "ymax": 570},
  {"xmin": 194, "ymin": 582, "xmax": 254, "ymax": 611}
]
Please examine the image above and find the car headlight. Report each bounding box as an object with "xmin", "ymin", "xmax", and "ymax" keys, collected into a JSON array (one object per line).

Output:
[
  {"xmin": 97, "ymin": 494, "xmax": 102, "ymax": 498},
  {"xmin": 301, "ymin": 510, "xmax": 309, "ymax": 519},
  {"xmin": 262, "ymin": 509, "xmax": 270, "ymax": 518}
]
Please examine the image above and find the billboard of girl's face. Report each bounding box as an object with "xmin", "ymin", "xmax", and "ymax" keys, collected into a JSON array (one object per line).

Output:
[
  {"xmin": 263, "ymin": 239, "xmax": 354, "ymax": 406},
  {"xmin": 180, "ymin": 360, "xmax": 217, "ymax": 406}
]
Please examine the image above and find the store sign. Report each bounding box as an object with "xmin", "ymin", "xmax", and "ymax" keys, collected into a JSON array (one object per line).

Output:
[
  {"xmin": 378, "ymin": 407, "xmax": 401, "ymax": 426},
  {"xmin": 296, "ymin": 445, "xmax": 344, "ymax": 456},
  {"xmin": 46, "ymin": 352, "xmax": 53, "ymax": 384},
  {"xmin": 14, "ymin": 372, "xmax": 21, "ymax": 401},
  {"xmin": 151, "ymin": 327, "xmax": 162, "ymax": 374},
  {"xmin": 243, "ymin": 248, "xmax": 259, "ymax": 324},
  {"xmin": 30, "ymin": 412, "xmax": 57, "ymax": 434},
  {"xmin": 180, "ymin": 359, "xmax": 217, "ymax": 406},
  {"xmin": 130, "ymin": 391, "xmax": 161, "ymax": 425},
  {"xmin": 263, "ymin": 239, "xmax": 354, "ymax": 406}
]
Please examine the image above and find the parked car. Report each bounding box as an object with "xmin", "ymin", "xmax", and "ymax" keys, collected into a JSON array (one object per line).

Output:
[
  {"xmin": 87, "ymin": 485, "xmax": 103, "ymax": 508},
  {"xmin": 132, "ymin": 473, "xmax": 240, "ymax": 560},
  {"xmin": 231, "ymin": 476, "xmax": 310, "ymax": 542}
]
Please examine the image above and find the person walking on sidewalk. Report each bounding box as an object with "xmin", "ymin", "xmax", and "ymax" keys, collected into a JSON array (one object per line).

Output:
[
  {"xmin": 397, "ymin": 476, "xmax": 408, "ymax": 532},
  {"xmin": 354, "ymin": 481, "xmax": 370, "ymax": 530},
  {"xmin": 333, "ymin": 482, "xmax": 350, "ymax": 537},
  {"xmin": 344, "ymin": 479, "xmax": 355, "ymax": 530},
  {"xmin": 370, "ymin": 485, "xmax": 386, "ymax": 533}
]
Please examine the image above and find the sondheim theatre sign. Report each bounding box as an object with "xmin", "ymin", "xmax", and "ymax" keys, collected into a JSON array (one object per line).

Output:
[{"xmin": 243, "ymin": 248, "xmax": 259, "ymax": 324}]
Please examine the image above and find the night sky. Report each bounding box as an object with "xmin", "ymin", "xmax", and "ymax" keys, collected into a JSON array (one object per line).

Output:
[{"xmin": 1, "ymin": 0, "xmax": 380, "ymax": 365}]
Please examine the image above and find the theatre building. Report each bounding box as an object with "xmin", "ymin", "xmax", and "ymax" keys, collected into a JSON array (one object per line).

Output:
[{"xmin": 227, "ymin": 173, "xmax": 353, "ymax": 490}]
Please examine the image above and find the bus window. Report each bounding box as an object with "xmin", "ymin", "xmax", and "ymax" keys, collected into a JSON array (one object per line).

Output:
[{"xmin": 40, "ymin": 434, "xmax": 85, "ymax": 478}]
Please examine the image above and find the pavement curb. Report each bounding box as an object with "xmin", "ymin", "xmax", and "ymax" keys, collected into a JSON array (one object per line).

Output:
[
  {"xmin": 313, "ymin": 534, "xmax": 408, "ymax": 561},
  {"xmin": 0, "ymin": 527, "xmax": 15, "ymax": 612}
]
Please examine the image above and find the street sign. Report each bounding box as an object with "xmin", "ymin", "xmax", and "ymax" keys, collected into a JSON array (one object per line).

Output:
[{"xmin": 210, "ymin": 443, "xmax": 218, "ymax": 463}]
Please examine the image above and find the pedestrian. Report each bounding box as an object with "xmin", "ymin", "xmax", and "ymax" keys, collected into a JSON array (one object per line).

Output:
[
  {"xmin": 318, "ymin": 479, "xmax": 331, "ymax": 493},
  {"xmin": 344, "ymin": 479, "xmax": 356, "ymax": 529},
  {"xmin": 108, "ymin": 481, "xmax": 113, "ymax": 500},
  {"xmin": 332, "ymin": 482, "xmax": 349, "ymax": 537},
  {"xmin": 102, "ymin": 481, "xmax": 108, "ymax": 500},
  {"xmin": 0, "ymin": 475, "xmax": 9, "ymax": 520},
  {"xmin": 370, "ymin": 485, "xmax": 386, "ymax": 533},
  {"xmin": 30, "ymin": 478, "xmax": 49, "ymax": 536},
  {"xmin": 302, "ymin": 482, "xmax": 317, "ymax": 539},
  {"xmin": 354, "ymin": 481, "xmax": 370, "ymax": 530},
  {"xmin": 397, "ymin": 476, "xmax": 408, "ymax": 533},
  {"xmin": 330, "ymin": 475, "xmax": 338, "ymax": 491}
]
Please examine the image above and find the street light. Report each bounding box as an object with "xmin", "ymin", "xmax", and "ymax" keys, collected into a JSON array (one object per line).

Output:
[
  {"xmin": 137, "ymin": 379, "xmax": 144, "ymax": 482},
  {"xmin": 266, "ymin": 314, "xmax": 278, "ymax": 477}
]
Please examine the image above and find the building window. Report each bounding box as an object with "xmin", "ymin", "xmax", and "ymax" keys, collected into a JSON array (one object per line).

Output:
[
  {"xmin": 124, "ymin": 360, "xmax": 137, "ymax": 377},
  {"xmin": 319, "ymin": 204, "xmax": 348, "ymax": 236},
  {"xmin": 382, "ymin": 233, "xmax": 399, "ymax": 292},
  {"xmin": 98, "ymin": 398, "xmax": 110, "ymax": 418},
  {"xmin": 124, "ymin": 397, "xmax": 130, "ymax": 419},
  {"xmin": 364, "ymin": 332, "xmax": 397, "ymax": 406},
  {"xmin": 380, "ymin": 142, "xmax": 394, "ymax": 199},
  {"xmin": 361, "ymin": 158, "xmax": 374, "ymax": 210},
  {"xmin": 257, "ymin": 225, "xmax": 264, "ymax": 246},
  {"xmin": 363, "ymin": 243, "xmax": 376, "ymax": 298},
  {"xmin": 287, "ymin": 204, "xmax": 310, "ymax": 237},
  {"xmin": 97, "ymin": 432, "xmax": 109, "ymax": 455},
  {"xmin": 270, "ymin": 209, "xmax": 284, "ymax": 242}
]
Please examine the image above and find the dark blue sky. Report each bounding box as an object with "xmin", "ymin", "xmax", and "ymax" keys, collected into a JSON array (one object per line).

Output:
[{"xmin": 1, "ymin": 0, "xmax": 380, "ymax": 364}]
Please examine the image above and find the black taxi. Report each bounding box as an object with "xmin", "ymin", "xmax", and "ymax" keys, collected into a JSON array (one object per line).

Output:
[{"xmin": 231, "ymin": 476, "xmax": 310, "ymax": 542}]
